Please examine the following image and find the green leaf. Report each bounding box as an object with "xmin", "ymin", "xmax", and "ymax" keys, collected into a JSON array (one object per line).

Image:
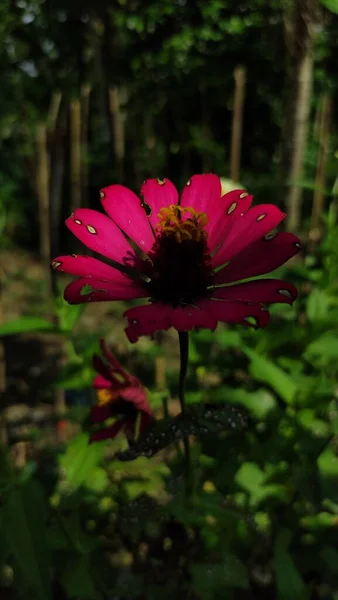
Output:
[
  {"xmin": 297, "ymin": 409, "xmax": 329, "ymax": 437},
  {"xmin": 304, "ymin": 332, "xmax": 338, "ymax": 365},
  {"xmin": 306, "ymin": 289, "xmax": 330, "ymax": 322},
  {"xmin": 318, "ymin": 448, "xmax": 338, "ymax": 477},
  {"xmin": 190, "ymin": 555, "xmax": 249, "ymax": 598},
  {"xmin": 1, "ymin": 479, "xmax": 51, "ymax": 600},
  {"xmin": 244, "ymin": 348, "xmax": 297, "ymax": 404},
  {"xmin": 55, "ymin": 296, "xmax": 85, "ymax": 332},
  {"xmin": 320, "ymin": 545, "xmax": 338, "ymax": 573},
  {"xmin": 57, "ymin": 513, "xmax": 98, "ymax": 554},
  {"xmin": 320, "ymin": 0, "xmax": 338, "ymax": 13},
  {"xmin": 273, "ymin": 529, "xmax": 307, "ymax": 600},
  {"xmin": 212, "ymin": 386, "xmax": 276, "ymax": 419},
  {"xmin": 115, "ymin": 404, "xmax": 248, "ymax": 461},
  {"xmin": 235, "ymin": 463, "xmax": 288, "ymax": 506},
  {"xmin": 60, "ymin": 433, "xmax": 105, "ymax": 489},
  {"xmin": 60, "ymin": 556, "xmax": 99, "ymax": 600},
  {"xmin": 0, "ymin": 316, "xmax": 55, "ymax": 336},
  {"xmin": 300, "ymin": 512, "xmax": 338, "ymax": 531}
]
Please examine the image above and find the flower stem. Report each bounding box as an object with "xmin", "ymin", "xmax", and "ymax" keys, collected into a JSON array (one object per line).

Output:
[{"xmin": 178, "ymin": 331, "xmax": 192, "ymax": 498}]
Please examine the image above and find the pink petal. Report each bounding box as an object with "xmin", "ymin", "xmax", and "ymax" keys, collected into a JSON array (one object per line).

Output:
[
  {"xmin": 90, "ymin": 404, "xmax": 112, "ymax": 424},
  {"xmin": 213, "ymin": 232, "xmax": 301, "ymax": 285},
  {"xmin": 89, "ymin": 419, "xmax": 127, "ymax": 443},
  {"xmin": 140, "ymin": 412, "xmax": 155, "ymax": 433},
  {"xmin": 199, "ymin": 299, "xmax": 270, "ymax": 329},
  {"xmin": 209, "ymin": 189, "xmax": 253, "ymax": 251},
  {"xmin": 99, "ymin": 338, "xmax": 130, "ymax": 381},
  {"xmin": 66, "ymin": 209, "xmax": 135, "ymax": 266},
  {"xmin": 212, "ymin": 279, "xmax": 297, "ymax": 305},
  {"xmin": 119, "ymin": 385, "xmax": 151, "ymax": 414},
  {"xmin": 100, "ymin": 185, "xmax": 154, "ymax": 252},
  {"xmin": 51, "ymin": 254, "xmax": 132, "ymax": 282},
  {"xmin": 140, "ymin": 178, "xmax": 179, "ymax": 229},
  {"xmin": 170, "ymin": 304, "xmax": 218, "ymax": 332},
  {"xmin": 212, "ymin": 204, "xmax": 286, "ymax": 268},
  {"xmin": 93, "ymin": 354, "xmax": 122, "ymax": 387},
  {"xmin": 64, "ymin": 277, "xmax": 147, "ymax": 304},
  {"xmin": 180, "ymin": 175, "xmax": 224, "ymax": 248},
  {"xmin": 124, "ymin": 302, "xmax": 171, "ymax": 343},
  {"xmin": 93, "ymin": 373, "xmax": 114, "ymax": 389}
]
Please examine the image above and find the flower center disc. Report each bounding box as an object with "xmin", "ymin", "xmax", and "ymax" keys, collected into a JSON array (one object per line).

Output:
[{"xmin": 144, "ymin": 205, "xmax": 213, "ymax": 306}]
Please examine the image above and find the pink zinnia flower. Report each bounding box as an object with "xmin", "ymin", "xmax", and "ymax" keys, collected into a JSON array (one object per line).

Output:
[
  {"xmin": 52, "ymin": 175, "xmax": 301, "ymax": 342},
  {"xmin": 89, "ymin": 339, "xmax": 153, "ymax": 443}
]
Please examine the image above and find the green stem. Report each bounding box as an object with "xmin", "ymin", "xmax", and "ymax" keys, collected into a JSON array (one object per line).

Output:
[{"xmin": 178, "ymin": 331, "xmax": 192, "ymax": 498}]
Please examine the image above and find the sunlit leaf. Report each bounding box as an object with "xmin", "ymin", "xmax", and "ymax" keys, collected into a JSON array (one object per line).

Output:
[
  {"xmin": 320, "ymin": 0, "xmax": 338, "ymax": 13},
  {"xmin": 60, "ymin": 433, "xmax": 105, "ymax": 489},
  {"xmin": 244, "ymin": 348, "xmax": 297, "ymax": 404},
  {"xmin": 306, "ymin": 289, "xmax": 330, "ymax": 322},
  {"xmin": 235, "ymin": 462, "xmax": 288, "ymax": 506},
  {"xmin": 0, "ymin": 316, "xmax": 55, "ymax": 336}
]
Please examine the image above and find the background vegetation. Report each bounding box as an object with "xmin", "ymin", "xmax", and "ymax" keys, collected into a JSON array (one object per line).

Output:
[{"xmin": 1, "ymin": 0, "xmax": 338, "ymax": 598}]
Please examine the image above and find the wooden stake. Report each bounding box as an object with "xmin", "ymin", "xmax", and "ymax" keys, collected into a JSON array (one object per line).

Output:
[
  {"xmin": 309, "ymin": 94, "xmax": 331, "ymax": 249},
  {"xmin": 80, "ymin": 84, "xmax": 91, "ymax": 208},
  {"xmin": 230, "ymin": 66, "xmax": 246, "ymax": 183},
  {"xmin": 36, "ymin": 124, "xmax": 51, "ymax": 270},
  {"xmin": 70, "ymin": 98, "xmax": 82, "ymax": 212},
  {"xmin": 108, "ymin": 86, "xmax": 127, "ymax": 181}
]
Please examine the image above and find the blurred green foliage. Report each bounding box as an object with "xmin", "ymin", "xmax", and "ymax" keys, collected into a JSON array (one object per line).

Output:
[{"xmin": 2, "ymin": 0, "xmax": 338, "ymax": 598}]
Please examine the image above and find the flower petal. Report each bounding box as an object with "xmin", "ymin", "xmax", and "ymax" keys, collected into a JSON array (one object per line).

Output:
[
  {"xmin": 64, "ymin": 277, "xmax": 147, "ymax": 304},
  {"xmin": 89, "ymin": 419, "xmax": 127, "ymax": 443},
  {"xmin": 124, "ymin": 302, "xmax": 171, "ymax": 343},
  {"xmin": 170, "ymin": 304, "xmax": 218, "ymax": 332},
  {"xmin": 180, "ymin": 175, "xmax": 225, "ymax": 247},
  {"xmin": 99, "ymin": 338, "xmax": 130, "ymax": 381},
  {"xmin": 119, "ymin": 385, "xmax": 151, "ymax": 413},
  {"xmin": 100, "ymin": 185, "xmax": 154, "ymax": 252},
  {"xmin": 140, "ymin": 178, "xmax": 179, "ymax": 230},
  {"xmin": 51, "ymin": 254, "xmax": 133, "ymax": 282},
  {"xmin": 93, "ymin": 373, "xmax": 114, "ymax": 389},
  {"xmin": 140, "ymin": 412, "xmax": 155, "ymax": 432},
  {"xmin": 213, "ymin": 279, "xmax": 298, "ymax": 305},
  {"xmin": 212, "ymin": 204, "xmax": 286, "ymax": 268},
  {"xmin": 93, "ymin": 354, "xmax": 121, "ymax": 387},
  {"xmin": 213, "ymin": 232, "xmax": 301, "ymax": 285},
  {"xmin": 66, "ymin": 209, "xmax": 135, "ymax": 266},
  {"xmin": 90, "ymin": 404, "xmax": 112, "ymax": 424},
  {"xmin": 209, "ymin": 189, "xmax": 253, "ymax": 251},
  {"xmin": 199, "ymin": 299, "xmax": 270, "ymax": 328}
]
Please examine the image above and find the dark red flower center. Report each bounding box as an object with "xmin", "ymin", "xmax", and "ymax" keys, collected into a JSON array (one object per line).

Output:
[{"xmin": 143, "ymin": 205, "xmax": 213, "ymax": 306}]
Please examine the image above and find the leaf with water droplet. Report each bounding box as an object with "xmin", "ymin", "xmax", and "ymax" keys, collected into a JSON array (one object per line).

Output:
[{"xmin": 115, "ymin": 404, "xmax": 249, "ymax": 461}]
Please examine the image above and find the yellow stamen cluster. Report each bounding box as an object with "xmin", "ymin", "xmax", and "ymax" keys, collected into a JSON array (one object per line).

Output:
[
  {"xmin": 156, "ymin": 205, "xmax": 209, "ymax": 243},
  {"xmin": 96, "ymin": 388, "xmax": 116, "ymax": 406}
]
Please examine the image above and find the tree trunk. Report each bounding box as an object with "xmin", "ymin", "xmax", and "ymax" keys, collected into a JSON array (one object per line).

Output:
[
  {"xmin": 280, "ymin": 0, "xmax": 318, "ymax": 232},
  {"xmin": 80, "ymin": 84, "xmax": 91, "ymax": 208},
  {"xmin": 108, "ymin": 86, "xmax": 128, "ymax": 181},
  {"xmin": 230, "ymin": 66, "xmax": 246, "ymax": 183},
  {"xmin": 36, "ymin": 124, "xmax": 51, "ymax": 283},
  {"xmin": 70, "ymin": 98, "xmax": 82, "ymax": 212},
  {"xmin": 50, "ymin": 103, "xmax": 68, "ymax": 267},
  {"xmin": 309, "ymin": 93, "xmax": 331, "ymax": 249}
]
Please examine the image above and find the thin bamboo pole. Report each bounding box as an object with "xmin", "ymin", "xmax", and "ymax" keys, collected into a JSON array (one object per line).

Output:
[
  {"xmin": 230, "ymin": 66, "xmax": 246, "ymax": 183},
  {"xmin": 108, "ymin": 86, "xmax": 127, "ymax": 181},
  {"xmin": 70, "ymin": 98, "xmax": 82, "ymax": 212},
  {"xmin": 309, "ymin": 94, "xmax": 331, "ymax": 250}
]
